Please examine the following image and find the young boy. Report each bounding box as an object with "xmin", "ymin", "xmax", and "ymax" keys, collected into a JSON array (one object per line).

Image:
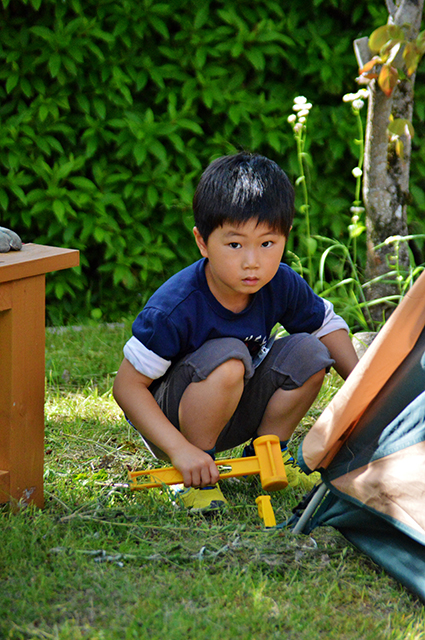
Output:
[{"xmin": 113, "ymin": 152, "xmax": 358, "ymax": 512}]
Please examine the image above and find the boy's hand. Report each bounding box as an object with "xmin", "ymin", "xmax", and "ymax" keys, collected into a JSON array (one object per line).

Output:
[{"xmin": 170, "ymin": 443, "xmax": 220, "ymax": 488}]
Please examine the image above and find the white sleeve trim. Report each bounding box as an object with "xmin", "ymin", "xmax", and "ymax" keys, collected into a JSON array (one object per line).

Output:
[
  {"xmin": 123, "ymin": 336, "xmax": 171, "ymax": 379},
  {"xmin": 311, "ymin": 299, "xmax": 349, "ymax": 338}
]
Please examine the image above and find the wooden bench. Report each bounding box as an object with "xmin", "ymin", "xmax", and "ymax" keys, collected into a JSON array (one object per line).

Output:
[{"xmin": 0, "ymin": 244, "xmax": 79, "ymax": 508}]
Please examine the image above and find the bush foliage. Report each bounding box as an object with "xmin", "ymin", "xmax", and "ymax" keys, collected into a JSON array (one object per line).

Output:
[{"xmin": 1, "ymin": 0, "xmax": 424, "ymax": 322}]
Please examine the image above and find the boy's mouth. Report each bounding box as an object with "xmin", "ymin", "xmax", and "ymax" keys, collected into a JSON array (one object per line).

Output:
[{"xmin": 242, "ymin": 276, "xmax": 260, "ymax": 285}]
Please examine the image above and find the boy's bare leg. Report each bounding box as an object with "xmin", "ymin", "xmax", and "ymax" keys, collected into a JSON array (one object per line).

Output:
[
  {"xmin": 178, "ymin": 358, "xmax": 245, "ymax": 451},
  {"xmin": 256, "ymin": 368, "xmax": 326, "ymax": 442}
]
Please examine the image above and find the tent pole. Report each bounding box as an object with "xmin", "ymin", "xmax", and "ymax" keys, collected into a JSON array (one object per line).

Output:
[{"xmin": 292, "ymin": 483, "xmax": 328, "ymax": 534}]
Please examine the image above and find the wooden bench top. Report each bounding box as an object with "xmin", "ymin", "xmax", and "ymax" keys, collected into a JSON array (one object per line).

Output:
[{"xmin": 0, "ymin": 243, "xmax": 79, "ymax": 283}]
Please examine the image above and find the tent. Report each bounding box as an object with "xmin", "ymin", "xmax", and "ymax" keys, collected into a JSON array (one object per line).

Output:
[{"xmin": 291, "ymin": 270, "xmax": 425, "ymax": 601}]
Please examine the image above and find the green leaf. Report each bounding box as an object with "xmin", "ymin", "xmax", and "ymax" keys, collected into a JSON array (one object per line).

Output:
[
  {"xmin": 194, "ymin": 5, "xmax": 209, "ymax": 29},
  {"xmin": 0, "ymin": 188, "xmax": 9, "ymax": 211},
  {"xmin": 6, "ymin": 74, "xmax": 19, "ymax": 94},
  {"xmin": 245, "ymin": 48, "xmax": 265, "ymax": 71},
  {"xmin": 305, "ymin": 236, "xmax": 317, "ymax": 255},
  {"xmin": 90, "ymin": 28, "xmax": 115, "ymax": 44},
  {"xmin": 119, "ymin": 85, "xmax": 133, "ymax": 105},
  {"xmin": 30, "ymin": 26, "xmax": 55, "ymax": 43},
  {"xmin": 388, "ymin": 118, "xmax": 414, "ymax": 138},
  {"xmin": 133, "ymin": 141, "xmax": 147, "ymax": 165},
  {"xmin": 53, "ymin": 199, "xmax": 66, "ymax": 221},
  {"xmin": 169, "ymin": 133, "xmax": 184, "ymax": 152},
  {"xmin": 68, "ymin": 177, "xmax": 97, "ymax": 192},
  {"xmin": 148, "ymin": 16, "xmax": 169, "ymax": 39},
  {"xmin": 10, "ymin": 185, "xmax": 27, "ymax": 204},
  {"xmin": 20, "ymin": 78, "xmax": 32, "ymax": 97},
  {"xmin": 228, "ymin": 105, "xmax": 241, "ymax": 125},
  {"xmin": 62, "ymin": 55, "xmax": 77, "ymax": 76},
  {"xmin": 48, "ymin": 53, "xmax": 61, "ymax": 78},
  {"xmin": 149, "ymin": 140, "xmax": 167, "ymax": 163},
  {"xmin": 178, "ymin": 119, "xmax": 203, "ymax": 134},
  {"xmin": 93, "ymin": 98, "xmax": 106, "ymax": 119},
  {"xmin": 369, "ymin": 24, "xmax": 404, "ymax": 54},
  {"xmin": 57, "ymin": 161, "xmax": 77, "ymax": 180},
  {"xmin": 403, "ymin": 42, "xmax": 423, "ymax": 77},
  {"xmin": 194, "ymin": 48, "xmax": 207, "ymax": 69},
  {"xmin": 94, "ymin": 227, "xmax": 105, "ymax": 242},
  {"xmin": 76, "ymin": 94, "xmax": 90, "ymax": 114},
  {"xmin": 26, "ymin": 189, "xmax": 46, "ymax": 203},
  {"xmin": 86, "ymin": 42, "xmax": 105, "ymax": 62},
  {"xmin": 348, "ymin": 222, "xmax": 366, "ymax": 239},
  {"xmin": 35, "ymin": 137, "xmax": 51, "ymax": 154},
  {"xmin": 147, "ymin": 185, "xmax": 158, "ymax": 207},
  {"xmin": 267, "ymin": 131, "xmax": 281, "ymax": 152}
]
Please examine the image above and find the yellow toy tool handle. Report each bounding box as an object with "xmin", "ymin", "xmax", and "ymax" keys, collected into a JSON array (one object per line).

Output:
[
  {"xmin": 128, "ymin": 456, "xmax": 261, "ymax": 490},
  {"xmin": 128, "ymin": 435, "xmax": 288, "ymax": 491}
]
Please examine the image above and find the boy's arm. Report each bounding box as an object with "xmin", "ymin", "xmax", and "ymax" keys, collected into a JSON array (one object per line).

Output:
[
  {"xmin": 319, "ymin": 329, "xmax": 358, "ymax": 380},
  {"xmin": 113, "ymin": 358, "xmax": 219, "ymax": 488}
]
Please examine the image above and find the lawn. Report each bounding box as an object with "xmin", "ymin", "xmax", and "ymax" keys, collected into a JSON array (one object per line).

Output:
[{"xmin": 1, "ymin": 322, "xmax": 424, "ymax": 640}]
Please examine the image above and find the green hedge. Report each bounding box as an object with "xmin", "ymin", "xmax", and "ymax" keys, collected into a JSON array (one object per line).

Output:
[{"xmin": 1, "ymin": 0, "xmax": 424, "ymax": 322}]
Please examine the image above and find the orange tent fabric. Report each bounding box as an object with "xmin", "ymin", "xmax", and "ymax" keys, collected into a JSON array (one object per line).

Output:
[{"xmin": 301, "ymin": 270, "xmax": 425, "ymax": 472}]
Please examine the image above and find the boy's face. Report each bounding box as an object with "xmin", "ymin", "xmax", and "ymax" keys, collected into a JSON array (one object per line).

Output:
[{"xmin": 193, "ymin": 219, "xmax": 287, "ymax": 312}]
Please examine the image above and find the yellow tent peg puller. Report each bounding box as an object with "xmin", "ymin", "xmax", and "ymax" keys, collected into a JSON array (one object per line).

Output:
[
  {"xmin": 256, "ymin": 495, "xmax": 277, "ymax": 528},
  {"xmin": 128, "ymin": 434, "xmax": 288, "ymax": 492}
]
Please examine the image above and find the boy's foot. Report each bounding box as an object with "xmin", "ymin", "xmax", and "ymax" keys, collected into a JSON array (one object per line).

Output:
[
  {"xmin": 173, "ymin": 484, "xmax": 228, "ymax": 514},
  {"xmin": 242, "ymin": 441, "xmax": 320, "ymax": 491},
  {"xmin": 282, "ymin": 450, "xmax": 321, "ymax": 491}
]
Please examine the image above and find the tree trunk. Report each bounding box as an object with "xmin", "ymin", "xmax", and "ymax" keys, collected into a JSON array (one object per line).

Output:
[{"xmin": 359, "ymin": 0, "xmax": 424, "ymax": 325}]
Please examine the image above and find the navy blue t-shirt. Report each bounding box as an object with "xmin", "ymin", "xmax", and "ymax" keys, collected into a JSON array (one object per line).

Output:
[{"xmin": 132, "ymin": 259, "xmax": 325, "ymax": 365}]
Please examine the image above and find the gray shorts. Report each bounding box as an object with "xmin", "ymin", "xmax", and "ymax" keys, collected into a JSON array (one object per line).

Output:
[{"xmin": 144, "ymin": 334, "xmax": 334, "ymax": 458}]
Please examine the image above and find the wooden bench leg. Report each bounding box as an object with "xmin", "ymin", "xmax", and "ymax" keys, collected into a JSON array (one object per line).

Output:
[{"xmin": 0, "ymin": 275, "xmax": 45, "ymax": 508}]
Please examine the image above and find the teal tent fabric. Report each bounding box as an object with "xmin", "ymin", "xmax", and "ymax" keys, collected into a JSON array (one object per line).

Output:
[
  {"xmin": 308, "ymin": 492, "xmax": 425, "ymax": 599},
  {"xmin": 295, "ymin": 329, "xmax": 425, "ymax": 601}
]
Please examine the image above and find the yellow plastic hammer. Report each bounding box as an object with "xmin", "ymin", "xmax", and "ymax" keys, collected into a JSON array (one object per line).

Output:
[{"xmin": 128, "ymin": 434, "xmax": 288, "ymax": 492}]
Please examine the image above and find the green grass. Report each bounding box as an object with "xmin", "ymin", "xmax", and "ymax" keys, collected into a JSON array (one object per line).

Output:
[{"xmin": 1, "ymin": 323, "xmax": 424, "ymax": 639}]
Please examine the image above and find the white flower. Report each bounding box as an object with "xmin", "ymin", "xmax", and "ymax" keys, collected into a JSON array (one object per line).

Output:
[
  {"xmin": 352, "ymin": 99, "xmax": 365, "ymax": 110},
  {"xmin": 343, "ymin": 89, "xmax": 369, "ymax": 103},
  {"xmin": 350, "ymin": 206, "xmax": 365, "ymax": 214},
  {"xmin": 293, "ymin": 96, "xmax": 307, "ymax": 105},
  {"xmin": 293, "ymin": 122, "xmax": 303, "ymax": 133},
  {"xmin": 342, "ymin": 89, "xmax": 369, "ymax": 102},
  {"xmin": 351, "ymin": 215, "xmax": 360, "ymax": 223},
  {"xmin": 352, "ymin": 167, "xmax": 363, "ymax": 178},
  {"xmin": 296, "ymin": 109, "xmax": 310, "ymax": 118},
  {"xmin": 287, "ymin": 114, "xmax": 296, "ymax": 123}
]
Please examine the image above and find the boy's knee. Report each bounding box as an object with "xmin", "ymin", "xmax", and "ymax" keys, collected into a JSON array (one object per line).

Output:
[
  {"xmin": 184, "ymin": 337, "xmax": 254, "ymax": 383},
  {"xmin": 211, "ymin": 357, "xmax": 246, "ymax": 387}
]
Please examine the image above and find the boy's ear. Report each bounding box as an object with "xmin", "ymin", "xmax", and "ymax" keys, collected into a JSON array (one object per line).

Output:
[{"xmin": 193, "ymin": 226, "xmax": 208, "ymax": 257}]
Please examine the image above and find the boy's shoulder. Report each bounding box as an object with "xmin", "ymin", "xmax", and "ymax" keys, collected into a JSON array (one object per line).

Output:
[{"xmin": 146, "ymin": 259, "xmax": 207, "ymax": 314}]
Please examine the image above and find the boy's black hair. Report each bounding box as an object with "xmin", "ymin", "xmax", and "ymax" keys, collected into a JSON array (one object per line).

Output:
[{"xmin": 193, "ymin": 152, "xmax": 294, "ymax": 242}]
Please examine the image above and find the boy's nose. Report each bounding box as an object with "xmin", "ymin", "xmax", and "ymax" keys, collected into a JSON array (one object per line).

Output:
[{"xmin": 243, "ymin": 250, "xmax": 259, "ymax": 268}]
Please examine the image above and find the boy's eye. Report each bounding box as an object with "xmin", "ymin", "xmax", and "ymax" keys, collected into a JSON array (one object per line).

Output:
[
  {"xmin": 229, "ymin": 242, "xmax": 241, "ymax": 249},
  {"xmin": 262, "ymin": 240, "xmax": 273, "ymax": 248}
]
